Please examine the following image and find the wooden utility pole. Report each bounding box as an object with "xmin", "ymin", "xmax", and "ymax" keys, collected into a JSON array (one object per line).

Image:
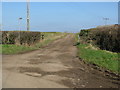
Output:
[
  {"xmin": 27, "ymin": 0, "xmax": 30, "ymax": 31},
  {"xmin": 18, "ymin": 17, "xmax": 22, "ymax": 44}
]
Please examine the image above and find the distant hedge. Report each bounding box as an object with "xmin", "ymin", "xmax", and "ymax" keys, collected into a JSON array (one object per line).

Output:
[
  {"xmin": 79, "ymin": 25, "xmax": 120, "ymax": 52},
  {"xmin": 1, "ymin": 31, "xmax": 41, "ymax": 46}
]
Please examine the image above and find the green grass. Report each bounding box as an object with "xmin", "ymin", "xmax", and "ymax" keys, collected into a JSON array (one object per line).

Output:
[
  {"xmin": 1, "ymin": 32, "xmax": 67, "ymax": 54},
  {"xmin": 1, "ymin": 44, "xmax": 36, "ymax": 54},
  {"xmin": 77, "ymin": 44, "xmax": 119, "ymax": 73},
  {"xmin": 34, "ymin": 32, "xmax": 67, "ymax": 48}
]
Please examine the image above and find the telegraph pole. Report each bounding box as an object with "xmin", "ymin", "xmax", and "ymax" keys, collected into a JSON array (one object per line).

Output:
[
  {"xmin": 18, "ymin": 17, "xmax": 22, "ymax": 44},
  {"xmin": 19, "ymin": 18, "xmax": 22, "ymax": 31},
  {"xmin": 27, "ymin": 0, "xmax": 30, "ymax": 31}
]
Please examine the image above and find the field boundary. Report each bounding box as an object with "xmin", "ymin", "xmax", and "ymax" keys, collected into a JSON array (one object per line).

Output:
[{"xmin": 1, "ymin": 33, "xmax": 68, "ymax": 55}]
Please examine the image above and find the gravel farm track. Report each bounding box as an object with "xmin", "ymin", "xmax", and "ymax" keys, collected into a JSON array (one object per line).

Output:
[{"xmin": 2, "ymin": 34, "xmax": 120, "ymax": 88}]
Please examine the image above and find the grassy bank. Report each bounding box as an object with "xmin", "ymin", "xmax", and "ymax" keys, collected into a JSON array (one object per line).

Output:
[
  {"xmin": 1, "ymin": 32, "xmax": 67, "ymax": 54},
  {"xmin": 1, "ymin": 44, "xmax": 36, "ymax": 54},
  {"xmin": 34, "ymin": 32, "xmax": 66, "ymax": 48},
  {"xmin": 77, "ymin": 43, "xmax": 119, "ymax": 74}
]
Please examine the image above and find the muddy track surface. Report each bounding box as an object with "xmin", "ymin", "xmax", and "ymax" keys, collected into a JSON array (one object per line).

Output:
[{"xmin": 2, "ymin": 34, "xmax": 120, "ymax": 88}]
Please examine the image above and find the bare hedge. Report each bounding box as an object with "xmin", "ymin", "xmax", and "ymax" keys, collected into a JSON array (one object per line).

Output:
[
  {"xmin": 79, "ymin": 24, "xmax": 120, "ymax": 52},
  {"xmin": 1, "ymin": 31, "xmax": 41, "ymax": 46}
]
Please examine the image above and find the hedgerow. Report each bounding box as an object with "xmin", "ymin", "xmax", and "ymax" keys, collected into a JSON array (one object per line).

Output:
[
  {"xmin": 1, "ymin": 31, "xmax": 41, "ymax": 46},
  {"xmin": 79, "ymin": 24, "xmax": 120, "ymax": 52}
]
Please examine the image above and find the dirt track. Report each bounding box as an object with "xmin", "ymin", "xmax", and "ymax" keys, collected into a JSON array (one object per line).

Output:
[{"xmin": 2, "ymin": 34, "xmax": 120, "ymax": 88}]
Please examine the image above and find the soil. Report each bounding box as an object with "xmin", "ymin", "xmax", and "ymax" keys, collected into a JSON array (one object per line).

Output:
[{"xmin": 2, "ymin": 34, "xmax": 120, "ymax": 88}]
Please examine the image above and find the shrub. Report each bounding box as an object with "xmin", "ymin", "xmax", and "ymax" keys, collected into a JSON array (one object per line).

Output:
[
  {"xmin": 1, "ymin": 31, "xmax": 41, "ymax": 46},
  {"xmin": 79, "ymin": 25, "xmax": 120, "ymax": 52}
]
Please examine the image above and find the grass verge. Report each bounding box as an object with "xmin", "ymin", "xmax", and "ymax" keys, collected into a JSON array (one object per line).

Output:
[
  {"xmin": 1, "ymin": 44, "xmax": 36, "ymax": 54},
  {"xmin": 77, "ymin": 43, "xmax": 119, "ymax": 74}
]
